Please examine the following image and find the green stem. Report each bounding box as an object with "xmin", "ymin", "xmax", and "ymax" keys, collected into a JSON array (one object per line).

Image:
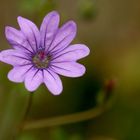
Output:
[
  {"xmin": 23, "ymin": 92, "xmax": 34, "ymax": 121},
  {"xmin": 14, "ymin": 92, "xmax": 34, "ymax": 139},
  {"xmin": 23, "ymin": 100, "xmax": 112, "ymax": 130}
]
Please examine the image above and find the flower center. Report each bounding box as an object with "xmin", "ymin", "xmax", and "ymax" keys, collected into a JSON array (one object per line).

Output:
[{"xmin": 32, "ymin": 51, "xmax": 51, "ymax": 69}]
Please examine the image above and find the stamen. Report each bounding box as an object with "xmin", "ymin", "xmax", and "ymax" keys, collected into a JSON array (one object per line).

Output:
[{"xmin": 32, "ymin": 51, "xmax": 51, "ymax": 69}]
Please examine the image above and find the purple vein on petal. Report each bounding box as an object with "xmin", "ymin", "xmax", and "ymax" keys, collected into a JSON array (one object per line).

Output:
[
  {"xmin": 29, "ymin": 26, "xmax": 38, "ymax": 51},
  {"xmin": 26, "ymin": 37, "xmax": 36, "ymax": 53},
  {"xmin": 19, "ymin": 63, "xmax": 32, "ymax": 67},
  {"xmin": 11, "ymin": 55, "xmax": 31, "ymax": 61},
  {"xmin": 49, "ymin": 40, "xmax": 71, "ymax": 56},
  {"xmin": 19, "ymin": 65, "xmax": 34, "ymax": 78},
  {"xmin": 50, "ymin": 64, "xmax": 71, "ymax": 72},
  {"xmin": 32, "ymin": 69, "xmax": 40, "ymax": 80},
  {"xmin": 45, "ymin": 30, "xmax": 58, "ymax": 54},
  {"xmin": 43, "ymin": 16, "xmax": 54, "ymax": 48},
  {"xmin": 51, "ymin": 49, "xmax": 84, "ymax": 61},
  {"xmin": 50, "ymin": 51, "xmax": 73, "ymax": 61},
  {"xmin": 50, "ymin": 61, "xmax": 73, "ymax": 64},
  {"xmin": 42, "ymin": 69, "xmax": 45, "ymax": 79},
  {"xmin": 49, "ymin": 46, "xmax": 67, "ymax": 56},
  {"xmin": 45, "ymin": 69, "xmax": 56, "ymax": 81},
  {"xmin": 47, "ymin": 34, "xmax": 70, "ymax": 55},
  {"xmin": 42, "ymin": 12, "xmax": 59, "ymax": 53},
  {"xmin": 12, "ymin": 43, "xmax": 33, "ymax": 54}
]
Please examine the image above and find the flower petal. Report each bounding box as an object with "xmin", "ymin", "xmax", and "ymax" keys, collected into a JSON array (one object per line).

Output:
[
  {"xmin": 5, "ymin": 26, "xmax": 25, "ymax": 45},
  {"xmin": 5, "ymin": 26, "xmax": 32, "ymax": 53},
  {"xmin": 43, "ymin": 69, "xmax": 63, "ymax": 95},
  {"xmin": 8, "ymin": 65, "xmax": 32, "ymax": 82},
  {"xmin": 49, "ymin": 21, "xmax": 77, "ymax": 53},
  {"xmin": 52, "ymin": 44, "xmax": 90, "ymax": 62},
  {"xmin": 25, "ymin": 69, "xmax": 43, "ymax": 92},
  {"xmin": 0, "ymin": 49, "xmax": 30, "ymax": 66},
  {"xmin": 51, "ymin": 62, "xmax": 86, "ymax": 77},
  {"xmin": 40, "ymin": 11, "xmax": 59, "ymax": 50},
  {"xmin": 17, "ymin": 16, "xmax": 40, "ymax": 52}
]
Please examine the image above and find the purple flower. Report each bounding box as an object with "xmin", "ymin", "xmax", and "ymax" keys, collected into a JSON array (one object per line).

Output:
[{"xmin": 0, "ymin": 11, "xmax": 90, "ymax": 95}]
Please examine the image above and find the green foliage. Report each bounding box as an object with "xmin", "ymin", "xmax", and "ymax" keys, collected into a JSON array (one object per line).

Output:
[
  {"xmin": 19, "ymin": 133, "xmax": 37, "ymax": 140},
  {"xmin": 50, "ymin": 128, "xmax": 68, "ymax": 140},
  {"xmin": 19, "ymin": 0, "xmax": 56, "ymax": 14},
  {"xmin": 78, "ymin": 0, "xmax": 97, "ymax": 20}
]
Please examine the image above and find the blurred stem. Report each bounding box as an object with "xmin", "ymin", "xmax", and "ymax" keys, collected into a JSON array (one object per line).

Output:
[
  {"xmin": 23, "ymin": 92, "xmax": 34, "ymax": 121},
  {"xmin": 14, "ymin": 92, "xmax": 34, "ymax": 139},
  {"xmin": 23, "ymin": 99, "xmax": 112, "ymax": 130}
]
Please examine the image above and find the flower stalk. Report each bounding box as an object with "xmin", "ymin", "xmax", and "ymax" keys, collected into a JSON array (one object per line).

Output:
[
  {"xmin": 14, "ymin": 92, "xmax": 34, "ymax": 139},
  {"xmin": 23, "ymin": 92, "xmax": 34, "ymax": 122},
  {"xmin": 23, "ymin": 97, "xmax": 112, "ymax": 130}
]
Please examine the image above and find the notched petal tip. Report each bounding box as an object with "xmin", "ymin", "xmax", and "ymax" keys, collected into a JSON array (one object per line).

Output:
[
  {"xmin": 78, "ymin": 64, "xmax": 86, "ymax": 77},
  {"xmin": 7, "ymin": 70, "xmax": 21, "ymax": 83},
  {"xmin": 5, "ymin": 26, "xmax": 10, "ymax": 33},
  {"xmin": 66, "ymin": 20, "xmax": 77, "ymax": 30},
  {"xmin": 62, "ymin": 20, "xmax": 77, "ymax": 37},
  {"xmin": 5, "ymin": 26, "xmax": 13, "ymax": 38},
  {"xmin": 61, "ymin": 20, "xmax": 77, "ymax": 34},
  {"xmin": 17, "ymin": 16, "xmax": 27, "ymax": 26},
  {"xmin": 0, "ymin": 51, "xmax": 3, "ymax": 61},
  {"xmin": 5, "ymin": 26, "xmax": 21, "ymax": 42},
  {"xmin": 17, "ymin": 16, "xmax": 24, "ymax": 21},
  {"xmin": 51, "ymin": 89, "xmax": 62, "ymax": 96},
  {"xmin": 25, "ymin": 86, "xmax": 36, "ymax": 92},
  {"xmin": 42, "ymin": 11, "xmax": 60, "ymax": 23},
  {"xmin": 48, "ymin": 10, "xmax": 59, "ymax": 17},
  {"xmin": 81, "ymin": 44, "xmax": 90, "ymax": 57},
  {"xmin": 44, "ymin": 70, "xmax": 63, "ymax": 95},
  {"xmin": 17, "ymin": 16, "xmax": 32, "ymax": 25},
  {"xmin": 7, "ymin": 65, "xmax": 33, "ymax": 83},
  {"xmin": 0, "ymin": 50, "xmax": 8, "ymax": 62}
]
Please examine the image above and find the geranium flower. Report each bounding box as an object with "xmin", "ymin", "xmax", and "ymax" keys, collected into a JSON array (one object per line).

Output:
[{"xmin": 0, "ymin": 11, "xmax": 90, "ymax": 95}]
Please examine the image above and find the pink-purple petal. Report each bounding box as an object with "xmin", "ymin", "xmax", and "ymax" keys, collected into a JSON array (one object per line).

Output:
[
  {"xmin": 43, "ymin": 70, "xmax": 63, "ymax": 95},
  {"xmin": 40, "ymin": 11, "xmax": 59, "ymax": 50},
  {"xmin": 0, "ymin": 49, "xmax": 30, "ymax": 66},
  {"xmin": 8, "ymin": 65, "xmax": 32, "ymax": 82},
  {"xmin": 49, "ymin": 21, "xmax": 77, "ymax": 52},
  {"xmin": 5, "ymin": 26, "xmax": 33, "ymax": 53},
  {"xmin": 51, "ymin": 62, "xmax": 86, "ymax": 77},
  {"xmin": 25, "ymin": 69, "xmax": 43, "ymax": 92},
  {"xmin": 17, "ymin": 16, "xmax": 40, "ymax": 52},
  {"xmin": 52, "ymin": 44, "xmax": 90, "ymax": 62},
  {"xmin": 5, "ymin": 26, "xmax": 25, "ymax": 45}
]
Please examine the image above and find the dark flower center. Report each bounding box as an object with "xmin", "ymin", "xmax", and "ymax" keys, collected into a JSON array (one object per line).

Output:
[{"xmin": 32, "ymin": 51, "xmax": 51, "ymax": 69}]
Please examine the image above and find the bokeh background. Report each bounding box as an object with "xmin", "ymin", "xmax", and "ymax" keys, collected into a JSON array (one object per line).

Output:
[{"xmin": 0, "ymin": 0, "xmax": 140, "ymax": 139}]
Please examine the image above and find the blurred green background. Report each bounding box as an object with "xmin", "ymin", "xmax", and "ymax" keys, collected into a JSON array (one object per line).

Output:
[{"xmin": 0, "ymin": 0, "xmax": 140, "ymax": 139}]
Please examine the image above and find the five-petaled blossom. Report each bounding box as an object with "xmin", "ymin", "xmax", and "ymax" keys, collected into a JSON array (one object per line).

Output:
[{"xmin": 0, "ymin": 11, "xmax": 90, "ymax": 95}]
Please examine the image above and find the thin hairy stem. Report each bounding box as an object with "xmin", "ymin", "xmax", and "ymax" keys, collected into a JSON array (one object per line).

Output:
[
  {"xmin": 23, "ymin": 92, "xmax": 34, "ymax": 121},
  {"xmin": 14, "ymin": 92, "xmax": 34, "ymax": 139},
  {"xmin": 23, "ymin": 99, "xmax": 112, "ymax": 130}
]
